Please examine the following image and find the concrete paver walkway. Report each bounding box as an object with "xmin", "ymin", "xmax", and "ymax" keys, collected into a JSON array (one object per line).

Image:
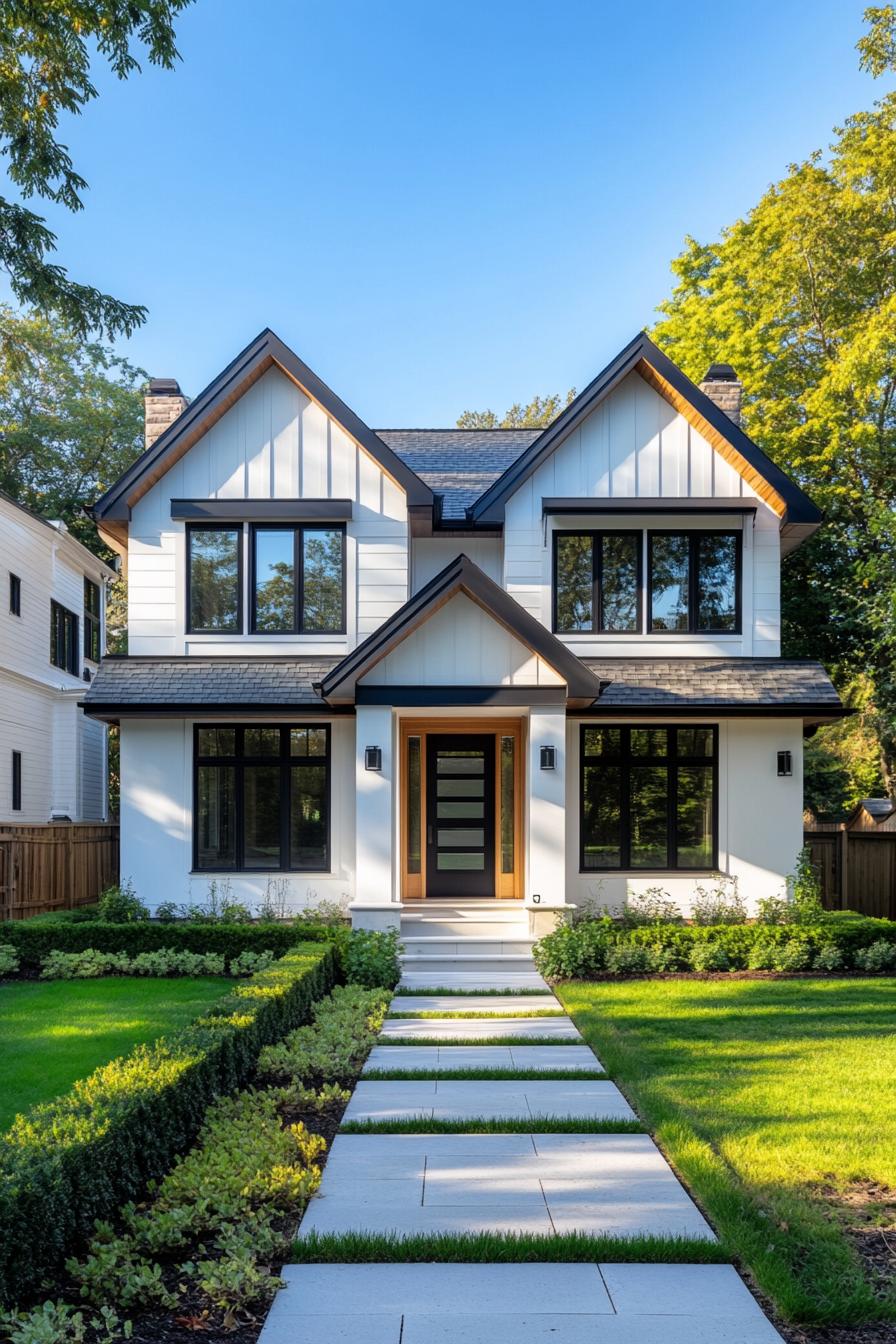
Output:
[
  {"xmin": 342, "ymin": 1079, "xmax": 635, "ymax": 1123},
  {"xmin": 379, "ymin": 1014, "xmax": 582, "ymax": 1040},
  {"xmin": 364, "ymin": 1044, "xmax": 604, "ymax": 1073},
  {"xmin": 391, "ymin": 994, "xmax": 560, "ymax": 1013}
]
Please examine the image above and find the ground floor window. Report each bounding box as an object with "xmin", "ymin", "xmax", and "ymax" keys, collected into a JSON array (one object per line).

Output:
[
  {"xmin": 580, "ymin": 724, "xmax": 717, "ymax": 872},
  {"xmin": 194, "ymin": 724, "xmax": 329, "ymax": 872}
]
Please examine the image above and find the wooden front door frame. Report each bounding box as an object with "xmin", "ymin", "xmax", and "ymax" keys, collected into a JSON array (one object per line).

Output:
[{"xmin": 400, "ymin": 718, "xmax": 525, "ymax": 900}]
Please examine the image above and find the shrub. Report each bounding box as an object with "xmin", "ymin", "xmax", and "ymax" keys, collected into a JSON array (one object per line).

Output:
[
  {"xmin": 343, "ymin": 928, "xmax": 402, "ymax": 988},
  {"xmin": 97, "ymin": 880, "xmax": 149, "ymax": 924},
  {"xmin": 814, "ymin": 945, "xmax": 845, "ymax": 972},
  {"xmin": 0, "ymin": 944, "xmax": 20, "ymax": 977},
  {"xmin": 620, "ymin": 886, "xmax": 683, "ymax": 927},
  {"xmin": 0, "ymin": 943, "xmax": 336, "ymax": 1303},
  {"xmin": 605, "ymin": 944, "xmax": 656, "ymax": 975},
  {"xmin": 855, "ymin": 939, "xmax": 896, "ymax": 972},
  {"xmin": 691, "ymin": 876, "xmax": 747, "ymax": 926},
  {"xmin": 771, "ymin": 936, "xmax": 814, "ymax": 972},
  {"xmin": 0, "ymin": 1302, "xmax": 126, "ymax": 1344},
  {"xmin": 228, "ymin": 949, "xmax": 276, "ymax": 977},
  {"xmin": 258, "ymin": 984, "xmax": 389, "ymax": 1086},
  {"xmin": 40, "ymin": 948, "xmax": 131, "ymax": 979},
  {"xmin": 689, "ymin": 941, "xmax": 732, "ymax": 972},
  {"xmin": 532, "ymin": 919, "xmax": 613, "ymax": 980}
]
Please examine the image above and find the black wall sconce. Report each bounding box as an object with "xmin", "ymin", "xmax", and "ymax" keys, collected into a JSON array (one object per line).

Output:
[
  {"xmin": 777, "ymin": 750, "xmax": 792, "ymax": 777},
  {"xmin": 540, "ymin": 746, "xmax": 557, "ymax": 770},
  {"xmin": 364, "ymin": 746, "xmax": 382, "ymax": 771}
]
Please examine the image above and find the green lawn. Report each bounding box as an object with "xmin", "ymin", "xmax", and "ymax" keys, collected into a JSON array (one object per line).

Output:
[
  {"xmin": 0, "ymin": 976, "xmax": 231, "ymax": 1131},
  {"xmin": 558, "ymin": 977, "xmax": 896, "ymax": 1327}
]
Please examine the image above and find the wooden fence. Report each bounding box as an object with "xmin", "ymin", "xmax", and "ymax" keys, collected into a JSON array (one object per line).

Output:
[
  {"xmin": 804, "ymin": 829, "xmax": 896, "ymax": 920},
  {"xmin": 0, "ymin": 823, "xmax": 119, "ymax": 922}
]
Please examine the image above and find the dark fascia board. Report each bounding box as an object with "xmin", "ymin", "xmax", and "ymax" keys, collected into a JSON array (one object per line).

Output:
[
  {"xmin": 356, "ymin": 686, "xmax": 567, "ymax": 707},
  {"xmin": 568, "ymin": 703, "xmax": 849, "ymax": 722},
  {"xmin": 470, "ymin": 332, "xmax": 823, "ymax": 531},
  {"xmin": 92, "ymin": 329, "xmax": 432, "ymax": 521},
  {"xmin": 319, "ymin": 553, "xmax": 602, "ymax": 703},
  {"xmin": 80, "ymin": 701, "xmax": 351, "ymax": 723},
  {"xmin": 171, "ymin": 498, "xmax": 353, "ymax": 522},
  {"xmin": 543, "ymin": 497, "xmax": 757, "ymax": 517}
]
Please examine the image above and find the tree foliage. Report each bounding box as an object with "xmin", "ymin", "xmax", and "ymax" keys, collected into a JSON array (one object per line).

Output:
[
  {"xmin": 457, "ymin": 389, "xmax": 576, "ymax": 428},
  {"xmin": 652, "ymin": 8, "xmax": 896, "ymax": 795},
  {"xmin": 0, "ymin": 0, "xmax": 192, "ymax": 340}
]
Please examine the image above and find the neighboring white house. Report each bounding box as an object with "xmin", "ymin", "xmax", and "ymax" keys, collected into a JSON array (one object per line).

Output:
[
  {"xmin": 84, "ymin": 330, "xmax": 845, "ymax": 929},
  {"xmin": 1, "ymin": 491, "xmax": 115, "ymax": 823}
]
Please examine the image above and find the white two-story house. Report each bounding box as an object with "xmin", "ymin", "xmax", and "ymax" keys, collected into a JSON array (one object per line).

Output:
[
  {"xmin": 1, "ymin": 491, "xmax": 114, "ymax": 823},
  {"xmin": 84, "ymin": 330, "xmax": 844, "ymax": 933}
]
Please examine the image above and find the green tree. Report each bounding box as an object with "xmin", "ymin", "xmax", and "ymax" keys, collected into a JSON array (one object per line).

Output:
[
  {"xmin": 0, "ymin": 1, "xmax": 192, "ymax": 342},
  {"xmin": 651, "ymin": 7, "xmax": 896, "ymax": 792},
  {"xmin": 457, "ymin": 389, "xmax": 576, "ymax": 429}
]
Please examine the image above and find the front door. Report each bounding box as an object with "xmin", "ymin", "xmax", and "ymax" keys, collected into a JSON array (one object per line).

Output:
[{"xmin": 425, "ymin": 735, "xmax": 495, "ymax": 898}]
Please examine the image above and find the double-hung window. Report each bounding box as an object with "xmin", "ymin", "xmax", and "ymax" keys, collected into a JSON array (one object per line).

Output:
[
  {"xmin": 580, "ymin": 725, "xmax": 717, "ymax": 871},
  {"xmin": 553, "ymin": 532, "xmax": 641, "ymax": 633},
  {"xmin": 252, "ymin": 525, "xmax": 345, "ymax": 634},
  {"xmin": 648, "ymin": 532, "xmax": 740, "ymax": 633},
  {"xmin": 194, "ymin": 725, "xmax": 330, "ymax": 872},
  {"xmin": 50, "ymin": 600, "xmax": 79, "ymax": 674},
  {"xmin": 84, "ymin": 578, "xmax": 101, "ymax": 661}
]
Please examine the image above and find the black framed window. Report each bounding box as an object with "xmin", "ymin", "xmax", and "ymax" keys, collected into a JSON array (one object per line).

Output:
[
  {"xmin": 187, "ymin": 526, "xmax": 242, "ymax": 633},
  {"xmin": 50, "ymin": 600, "xmax": 79, "ymax": 674},
  {"xmin": 11, "ymin": 751, "xmax": 22, "ymax": 812},
  {"xmin": 648, "ymin": 531, "xmax": 740, "ymax": 633},
  {"xmin": 84, "ymin": 578, "xmax": 101, "ymax": 661},
  {"xmin": 194, "ymin": 724, "xmax": 330, "ymax": 872},
  {"xmin": 580, "ymin": 725, "xmax": 717, "ymax": 872},
  {"xmin": 553, "ymin": 531, "xmax": 641, "ymax": 633},
  {"xmin": 9, "ymin": 573, "xmax": 21, "ymax": 616},
  {"xmin": 251, "ymin": 525, "xmax": 345, "ymax": 634}
]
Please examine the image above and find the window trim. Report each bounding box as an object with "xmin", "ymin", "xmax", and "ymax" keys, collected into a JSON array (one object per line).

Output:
[
  {"xmin": 249, "ymin": 522, "xmax": 347, "ymax": 636},
  {"xmin": 11, "ymin": 750, "xmax": 22, "ymax": 812},
  {"xmin": 50, "ymin": 599, "xmax": 79, "ymax": 675},
  {"xmin": 83, "ymin": 577, "xmax": 101, "ymax": 662},
  {"xmin": 9, "ymin": 573, "xmax": 21, "ymax": 617},
  {"xmin": 578, "ymin": 723, "xmax": 718, "ymax": 874},
  {"xmin": 192, "ymin": 723, "xmax": 332, "ymax": 873},
  {"xmin": 552, "ymin": 529, "xmax": 643, "ymax": 635},
  {"xmin": 186, "ymin": 523, "xmax": 244, "ymax": 635},
  {"xmin": 647, "ymin": 530, "xmax": 742, "ymax": 636}
]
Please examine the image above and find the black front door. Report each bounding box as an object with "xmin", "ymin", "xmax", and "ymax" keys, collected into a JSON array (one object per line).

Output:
[{"xmin": 425, "ymin": 735, "xmax": 495, "ymax": 898}]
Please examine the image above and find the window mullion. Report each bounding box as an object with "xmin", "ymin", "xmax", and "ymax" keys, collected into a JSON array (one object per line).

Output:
[
  {"xmin": 282, "ymin": 727, "xmax": 291, "ymax": 872},
  {"xmin": 621, "ymin": 727, "xmax": 631, "ymax": 869},
  {"xmin": 592, "ymin": 533, "xmax": 601, "ymax": 634},
  {"xmin": 690, "ymin": 534, "xmax": 699, "ymax": 634},
  {"xmin": 296, "ymin": 527, "xmax": 303, "ymax": 634}
]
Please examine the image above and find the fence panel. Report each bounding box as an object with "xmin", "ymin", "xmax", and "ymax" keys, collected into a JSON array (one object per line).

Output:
[
  {"xmin": 804, "ymin": 829, "xmax": 896, "ymax": 919},
  {"xmin": 0, "ymin": 823, "xmax": 119, "ymax": 922}
]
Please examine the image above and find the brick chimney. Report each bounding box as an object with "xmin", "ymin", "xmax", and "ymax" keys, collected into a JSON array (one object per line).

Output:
[
  {"xmin": 698, "ymin": 363, "xmax": 743, "ymax": 427},
  {"xmin": 144, "ymin": 377, "xmax": 188, "ymax": 447}
]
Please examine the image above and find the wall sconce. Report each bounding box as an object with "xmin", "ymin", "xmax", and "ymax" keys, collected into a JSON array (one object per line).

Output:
[
  {"xmin": 540, "ymin": 746, "xmax": 557, "ymax": 770},
  {"xmin": 364, "ymin": 746, "xmax": 382, "ymax": 771},
  {"xmin": 777, "ymin": 750, "xmax": 792, "ymax": 777},
  {"xmin": 532, "ymin": 893, "xmax": 541, "ymax": 904}
]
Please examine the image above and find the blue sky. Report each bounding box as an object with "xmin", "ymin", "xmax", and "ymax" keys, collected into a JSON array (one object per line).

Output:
[{"xmin": 26, "ymin": 0, "xmax": 886, "ymax": 424}]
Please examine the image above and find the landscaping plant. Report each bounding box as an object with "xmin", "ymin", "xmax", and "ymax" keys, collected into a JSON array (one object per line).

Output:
[{"xmin": 342, "ymin": 928, "xmax": 402, "ymax": 989}]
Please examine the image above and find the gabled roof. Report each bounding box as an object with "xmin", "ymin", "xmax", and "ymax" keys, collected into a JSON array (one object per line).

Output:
[
  {"xmin": 91, "ymin": 329, "xmax": 433, "ymax": 525},
  {"xmin": 318, "ymin": 553, "xmax": 603, "ymax": 705},
  {"xmin": 377, "ymin": 429, "xmax": 540, "ymax": 521},
  {"xmin": 468, "ymin": 332, "xmax": 823, "ymax": 546}
]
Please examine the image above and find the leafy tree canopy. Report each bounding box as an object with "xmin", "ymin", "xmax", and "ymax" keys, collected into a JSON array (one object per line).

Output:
[
  {"xmin": 457, "ymin": 389, "xmax": 576, "ymax": 429},
  {"xmin": 0, "ymin": 0, "xmax": 192, "ymax": 342},
  {"xmin": 651, "ymin": 6, "xmax": 896, "ymax": 794}
]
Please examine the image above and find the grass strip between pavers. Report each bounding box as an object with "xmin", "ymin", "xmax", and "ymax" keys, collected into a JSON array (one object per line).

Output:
[
  {"xmin": 339, "ymin": 1116, "xmax": 645, "ymax": 1134},
  {"xmin": 376, "ymin": 1035, "xmax": 581, "ymax": 1047},
  {"xmin": 387, "ymin": 1009, "xmax": 565, "ymax": 1019},
  {"xmin": 393, "ymin": 987, "xmax": 550, "ymax": 997},
  {"xmin": 292, "ymin": 1229, "xmax": 727, "ymax": 1264},
  {"xmin": 362, "ymin": 1068, "xmax": 609, "ymax": 1081}
]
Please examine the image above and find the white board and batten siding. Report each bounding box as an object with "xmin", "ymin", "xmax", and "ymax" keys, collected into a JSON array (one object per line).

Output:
[
  {"xmin": 502, "ymin": 371, "xmax": 781, "ymax": 657},
  {"xmin": 127, "ymin": 367, "xmax": 409, "ymax": 656}
]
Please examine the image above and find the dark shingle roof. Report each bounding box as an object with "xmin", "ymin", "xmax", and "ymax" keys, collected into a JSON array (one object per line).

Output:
[
  {"xmin": 83, "ymin": 656, "xmax": 339, "ymax": 712},
  {"xmin": 582, "ymin": 658, "xmax": 841, "ymax": 709},
  {"xmin": 377, "ymin": 429, "xmax": 539, "ymax": 520}
]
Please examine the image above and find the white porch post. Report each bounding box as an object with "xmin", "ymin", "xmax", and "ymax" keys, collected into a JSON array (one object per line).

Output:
[
  {"xmin": 350, "ymin": 704, "xmax": 400, "ymax": 930},
  {"xmin": 527, "ymin": 702, "xmax": 567, "ymax": 934}
]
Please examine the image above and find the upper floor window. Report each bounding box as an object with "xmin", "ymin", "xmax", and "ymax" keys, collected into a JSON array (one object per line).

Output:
[
  {"xmin": 9, "ymin": 573, "xmax": 21, "ymax": 616},
  {"xmin": 251, "ymin": 525, "xmax": 345, "ymax": 634},
  {"xmin": 554, "ymin": 532, "xmax": 640, "ymax": 633},
  {"xmin": 649, "ymin": 532, "xmax": 740, "ymax": 634},
  {"xmin": 187, "ymin": 526, "xmax": 242, "ymax": 634},
  {"xmin": 84, "ymin": 578, "xmax": 101, "ymax": 661},
  {"xmin": 50, "ymin": 600, "xmax": 78, "ymax": 674}
]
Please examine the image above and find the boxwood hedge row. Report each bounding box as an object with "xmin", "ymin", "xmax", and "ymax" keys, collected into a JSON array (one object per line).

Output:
[{"xmin": 0, "ymin": 941, "xmax": 337, "ymax": 1305}]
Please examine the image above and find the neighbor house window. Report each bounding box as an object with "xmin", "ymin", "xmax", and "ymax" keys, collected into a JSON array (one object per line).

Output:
[
  {"xmin": 84, "ymin": 578, "xmax": 101, "ymax": 661},
  {"xmin": 187, "ymin": 526, "xmax": 242, "ymax": 633},
  {"xmin": 9, "ymin": 573, "xmax": 21, "ymax": 616},
  {"xmin": 580, "ymin": 725, "xmax": 716, "ymax": 871},
  {"xmin": 11, "ymin": 751, "xmax": 22, "ymax": 812},
  {"xmin": 649, "ymin": 532, "xmax": 740, "ymax": 633},
  {"xmin": 50, "ymin": 600, "xmax": 78, "ymax": 674},
  {"xmin": 194, "ymin": 725, "xmax": 329, "ymax": 872},
  {"xmin": 251, "ymin": 525, "xmax": 345, "ymax": 634},
  {"xmin": 553, "ymin": 532, "xmax": 641, "ymax": 633}
]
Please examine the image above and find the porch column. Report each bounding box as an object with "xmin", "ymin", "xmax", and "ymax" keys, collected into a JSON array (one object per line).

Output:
[
  {"xmin": 350, "ymin": 704, "xmax": 400, "ymax": 931},
  {"xmin": 527, "ymin": 702, "xmax": 567, "ymax": 934}
]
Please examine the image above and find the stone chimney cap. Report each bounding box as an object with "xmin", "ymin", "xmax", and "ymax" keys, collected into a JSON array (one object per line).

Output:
[
  {"xmin": 702, "ymin": 362, "xmax": 739, "ymax": 383},
  {"xmin": 148, "ymin": 377, "xmax": 183, "ymax": 396}
]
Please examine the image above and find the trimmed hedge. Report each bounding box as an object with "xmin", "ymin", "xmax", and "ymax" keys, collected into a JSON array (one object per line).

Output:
[
  {"xmin": 0, "ymin": 941, "xmax": 337, "ymax": 1305},
  {"xmin": 533, "ymin": 913, "xmax": 896, "ymax": 981},
  {"xmin": 0, "ymin": 918, "xmax": 344, "ymax": 974}
]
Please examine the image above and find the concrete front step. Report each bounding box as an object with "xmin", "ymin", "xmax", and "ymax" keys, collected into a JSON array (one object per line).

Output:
[
  {"xmin": 401, "ymin": 937, "xmax": 536, "ymax": 958},
  {"xmin": 401, "ymin": 918, "xmax": 530, "ymax": 938},
  {"xmin": 399, "ymin": 972, "xmax": 549, "ymax": 991},
  {"xmin": 400, "ymin": 955, "xmax": 539, "ymax": 975}
]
